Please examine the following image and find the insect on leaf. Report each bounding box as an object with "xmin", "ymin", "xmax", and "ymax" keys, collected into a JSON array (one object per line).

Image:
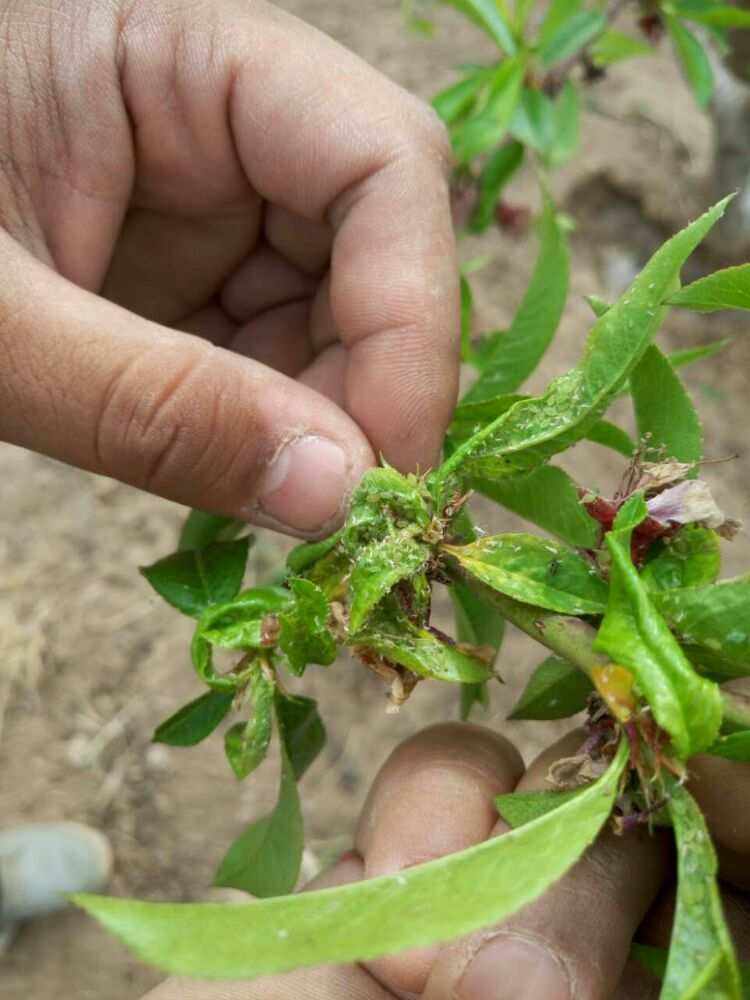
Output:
[
  {"xmin": 661, "ymin": 780, "xmax": 742, "ymax": 999},
  {"xmin": 667, "ymin": 264, "xmax": 750, "ymax": 312},
  {"xmin": 642, "ymin": 526, "xmax": 720, "ymax": 593},
  {"xmin": 153, "ymin": 690, "xmax": 235, "ymax": 748},
  {"xmin": 594, "ymin": 495, "xmax": 723, "ymax": 756},
  {"xmin": 508, "ymin": 655, "xmax": 593, "ymax": 720},
  {"xmin": 348, "ymin": 532, "xmax": 430, "ymax": 634},
  {"xmin": 74, "ymin": 742, "xmax": 628, "ymax": 979},
  {"xmin": 141, "ymin": 538, "xmax": 251, "ymax": 618},
  {"xmin": 631, "ymin": 344, "xmax": 703, "ymax": 468},
  {"xmin": 444, "ymin": 534, "xmax": 608, "ymax": 615}
]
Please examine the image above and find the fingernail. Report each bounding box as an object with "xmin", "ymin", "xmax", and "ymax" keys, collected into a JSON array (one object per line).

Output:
[
  {"xmin": 457, "ymin": 935, "xmax": 571, "ymax": 1000},
  {"xmin": 256, "ymin": 435, "xmax": 348, "ymax": 533}
]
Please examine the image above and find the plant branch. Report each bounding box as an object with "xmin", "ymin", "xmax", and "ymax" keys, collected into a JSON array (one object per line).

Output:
[{"xmin": 446, "ymin": 561, "xmax": 750, "ymax": 735}]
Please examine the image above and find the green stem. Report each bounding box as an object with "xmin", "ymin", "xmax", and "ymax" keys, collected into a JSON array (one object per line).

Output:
[{"xmin": 448, "ymin": 563, "xmax": 749, "ymax": 735}]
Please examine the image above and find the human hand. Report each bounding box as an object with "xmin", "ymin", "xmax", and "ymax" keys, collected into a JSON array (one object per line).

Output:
[
  {"xmin": 0, "ymin": 0, "xmax": 458, "ymax": 536},
  {"xmin": 142, "ymin": 720, "xmax": 750, "ymax": 1000}
]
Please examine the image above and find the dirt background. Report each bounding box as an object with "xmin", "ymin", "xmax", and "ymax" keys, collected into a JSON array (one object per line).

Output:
[{"xmin": 2, "ymin": 3, "xmax": 749, "ymax": 997}]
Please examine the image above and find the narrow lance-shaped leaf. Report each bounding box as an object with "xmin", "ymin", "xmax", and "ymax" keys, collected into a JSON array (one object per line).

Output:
[
  {"xmin": 450, "ymin": 580, "xmax": 505, "ymax": 719},
  {"xmin": 668, "ymin": 15, "xmax": 714, "ymax": 107},
  {"xmin": 278, "ymin": 578, "xmax": 337, "ymax": 676},
  {"xmin": 676, "ymin": 0, "xmax": 750, "ymax": 29},
  {"xmin": 632, "ymin": 944, "xmax": 750, "ymax": 995},
  {"xmin": 178, "ymin": 510, "xmax": 247, "ymax": 551},
  {"xmin": 432, "ymin": 69, "xmax": 489, "ymax": 125},
  {"xmin": 74, "ymin": 742, "xmax": 628, "ymax": 979},
  {"xmin": 667, "ymin": 263, "xmax": 750, "ymax": 312},
  {"xmin": 153, "ymin": 690, "xmax": 235, "ymax": 748},
  {"xmin": 140, "ymin": 538, "xmax": 250, "ymax": 618},
  {"xmin": 468, "ymin": 141, "xmax": 524, "ymax": 234},
  {"xmin": 539, "ymin": 10, "xmax": 606, "ymax": 66},
  {"xmin": 549, "ymin": 81, "xmax": 581, "ymax": 167},
  {"xmin": 444, "ymin": 533, "xmax": 608, "ymax": 615},
  {"xmin": 496, "ymin": 787, "xmax": 583, "ymax": 827},
  {"xmin": 594, "ymin": 495, "xmax": 722, "ymax": 756},
  {"xmin": 509, "ymin": 87, "xmax": 556, "ymax": 155},
  {"xmin": 437, "ymin": 0, "xmax": 517, "ymax": 55},
  {"xmin": 462, "ymin": 196, "xmax": 569, "ymax": 403},
  {"xmin": 590, "ymin": 29, "xmax": 653, "ymax": 66},
  {"xmin": 460, "ymin": 274, "xmax": 475, "ymax": 363},
  {"xmin": 432, "ymin": 197, "xmax": 731, "ymax": 501},
  {"xmin": 452, "ymin": 57, "xmax": 526, "ymax": 162},
  {"xmin": 509, "ymin": 655, "xmax": 593, "ymax": 720},
  {"xmin": 661, "ymin": 779, "xmax": 741, "ymax": 999},
  {"xmin": 584, "ymin": 420, "xmax": 635, "ymax": 458},
  {"xmin": 655, "ymin": 577, "xmax": 750, "ymax": 679},
  {"xmin": 537, "ymin": 0, "xmax": 583, "ymax": 47},
  {"xmin": 706, "ymin": 730, "xmax": 750, "ymax": 762},
  {"xmin": 286, "ymin": 530, "xmax": 343, "ymax": 575},
  {"xmin": 471, "ymin": 465, "xmax": 599, "ymax": 549},
  {"xmin": 224, "ymin": 669, "xmax": 275, "ymax": 781},
  {"xmin": 631, "ymin": 344, "xmax": 703, "ymax": 468}
]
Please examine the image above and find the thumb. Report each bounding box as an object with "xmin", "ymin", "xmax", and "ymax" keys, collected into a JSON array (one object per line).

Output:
[{"xmin": 0, "ymin": 235, "xmax": 374, "ymax": 536}]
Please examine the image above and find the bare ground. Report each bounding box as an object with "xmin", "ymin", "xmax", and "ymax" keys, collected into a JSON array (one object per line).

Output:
[{"xmin": 2, "ymin": 3, "xmax": 749, "ymax": 997}]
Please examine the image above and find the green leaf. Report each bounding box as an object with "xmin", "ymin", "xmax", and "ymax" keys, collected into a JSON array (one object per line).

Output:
[
  {"xmin": 141, "ymin": 539, "xmax": 250, "ymax": 618},
  {"xmin": 549, "ymin": 81, "xmax": 581, "ymax": 166},
  {"xmin": 591, "ymin": 29, "xmax": 653, "ymax": 66},
  {"xmin": 433, "ymin": 197, "xmax": 731, "ymax": 499},
  {"xmin": 509, "ymin": 655, "xmax": 593, "ymax": 720},
  {"xmin": 632, "ymin": 944, "xmax": 750, "ymax": 994},
  {"xmin": 356, "ymin": 598, "xmax": 492, "ymax": 683},
  {"xmin": 676, "ymin": 0, "xmax": 750, "ymax": 28},
  {"xmin": 453, "ymin": 57, "xmax": 526, "ymax": 161},
  {"xmin": 286, "ymin": 530, "xmax": 343, "ymax": 575},
  {"xmin": 224, "ymin": 669, "xmax": 275, "ymax": 780},
  {"xmin": 214, "ymin": 743, "xmax": 303, "ymax": 898},
  {"xmin": 667, "ymin": 264, "xmax": 750, "ymax": 312},
  {"xmin": 278, "ymin": 579, "xmax": 337, "ymax": 676},
  {"xmin": 344, "ymin": 467, "xmax": 431, "ymax": 552},
  {"xmin": 438, "ymin": 0, "xmax": 517, "ymax": 55},
  {"xmin": 432, "ymin": 69, "xmax": 489, "ymax": 124},
  {"xmin": 468, "ymin": 141, "xmax": 524, "ymax": 234},
  {"xmin": 706, "ymin": 730, "xmax": 750, "ymax": 761},
  {"xmin": 462, "ymin": 197, "xmax": 569, "ymax": 402},
  {"xmin": 538, "ymin": 0, "xmax": 583, "ymax": 47},
  {"xmin": 642, "ymin": 526, "xmax": 720, "ymax": 592},
  {"xmin": 275, "ymin": 692, "xmax": 326, "ymax": 780},
  {"xmin": 509, "ymin": 87, "xmax": 556, "ymax": 154},
  {"xmin": 668, "ymin": 15, "xmax": 714, "ymax": 107},
  {"xmin": 661, "ymin": 780, "xmax": 741, "ymax": 999},
  {"xmin": 585, "ymin": 293, "xmax": 610, "ymax": 318},
  {"xmin": 348, "ymin": 533, "xmax": 429, "ymax": 633},
  {"xmin": 153, "ymin": 690, "xmax": 235, "ymax": 747},
  {"xmin": 584, "ymin": 419, "xmax": 635, "ymax": 457},
  {"xmin": 496, "ymin": 787, "xmax": 583, "ymax": 827},
  {"xmin": 178, "ymin": 511, "xmax": 247, "ymax": 551},
  {"xmin": 655, "ymin": 577, "xmax": 750, "ymax": 679},
  {"xmin": 669, "ymin": 339, "xmax": 731, "ymax": 370},
  {"xmin": 445, "ymin": 533, "xmax": 608, "ymax": 615},
  {"xmin": 472, "ymin": 465, "xmax": 599, "ymax": 548},
  {"xmin": 460, "ymin": 274, "xmax": 475, "ymax": 363},
  {"xmin": 198, "ymin": 587, "xmax": 292, "ymax": 650},
  {"xmin": 74, "ymin": 742, "xmax": 628, "ymax": 979},
  {"xmin": 539, "ymin": 10, "xmax": 606, "ymax": 66},
  {"xmin": 450, "ymin": 578, "xmax": 506, "ymax": 719},
  {"xmin": 631, "ymin": 344, "xmax": 703, "ymax": 466},
  {"xmin": 595, "ymin": 495, "xmax": 722, "ymax": 756}
]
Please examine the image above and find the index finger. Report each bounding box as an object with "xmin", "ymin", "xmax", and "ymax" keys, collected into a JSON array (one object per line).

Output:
[{"xmin": 225, "ymin": 0, "xmax": 460, "ymax": 471}]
